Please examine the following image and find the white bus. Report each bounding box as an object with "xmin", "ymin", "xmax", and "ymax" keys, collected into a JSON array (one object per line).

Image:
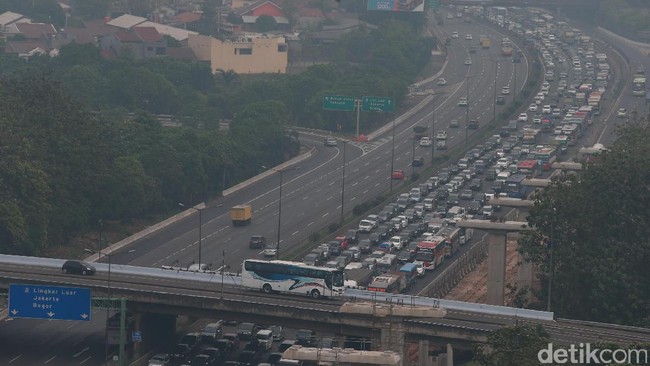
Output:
[{"xmin": 241, "ymin": 259, "xmax": 345, "ymax": 299}]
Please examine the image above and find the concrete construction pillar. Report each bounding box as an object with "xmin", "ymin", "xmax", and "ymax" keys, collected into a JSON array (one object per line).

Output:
[
  {"xmin": 446, "ymin": 343, "xmax": 454, "ymax": 366},
  {"xmin": 418, "ymin": 340, "xmax": 429, "ymax": 366},
  {"xmin": 487, "ymin": 232, "xmax": 507, "ymax": 305},
  {"xmin": 380, "ymin": 317, "xmax": 405, "ymax": 353}
]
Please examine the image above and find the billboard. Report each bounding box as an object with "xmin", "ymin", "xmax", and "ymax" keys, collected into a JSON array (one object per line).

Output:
[{"xmin": 367, "ymin": 0, "xmax": 425, "ymax": 12}]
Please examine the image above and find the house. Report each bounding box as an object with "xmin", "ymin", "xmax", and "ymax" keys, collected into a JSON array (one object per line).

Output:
[
  {"xmin": 101, "ymin": 26, "xmax": 167, "ymax": 59},
  {"xmin": 4, "ymin": 40, "xmax": 48, "ymax": 59},
  {"xmin": 0, "ymin": 11, "xmax": 31, "ymax": 35},
  {"xmin": 233, "ymin": 0, "xmax": 290, "ymax": 32},
  {"xmin": 55, "ymin": 19, "xmax": 116, "ymax": 47},
  {"xmin": 106, "ymin": 14, "xmax": 198, "ymax": 42},
  {"xmin": 188, "ymin": 32, "xmax": 288, "ymax": 74}
]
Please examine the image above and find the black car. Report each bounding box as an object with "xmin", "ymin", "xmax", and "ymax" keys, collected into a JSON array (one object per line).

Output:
[
  {"xmin": 295, "ymin": 329, "xmax": 315, "ymax": 347},
  {"xmin": 61, "ymin": 260, "xmax": 96, "ymax": 275},
  {"xmin": 396, "ymin": 250, "xmax": 414, "ymax": 264},
  {"xmin": 213, "ymin": 339, "xmax": 233, "ymax": 358},
  {"xmin": 412, "ymin": 156, "xmax": 424, "ymax": 167},
  {"xmin": 344, "ymin": 229, "xmax": 359, "ymax": 244},
  {"xmin": 446, "ymin": 193, "xmax": 460, "ymax": 207},
  {"xmin": 170, "ymin": 343, "xmax": 191, "ymax": 363},
  {"xmin": 496, "ymin": 95, "xmax": 506, "ymax": 105},
  {"xmin": 237, "ymin": 350, "xmax": 260, "ymax": 366},
  {"xmin": 469, "ymin": 179, "xmax": 482, "ymax": 191},
  {"xmin": 468, "ymin": 200, "xmax": 483, "ymax": 215},
  {"xmin": 236, "ymin": 322, "xmax": 259, "ymax": 341}
]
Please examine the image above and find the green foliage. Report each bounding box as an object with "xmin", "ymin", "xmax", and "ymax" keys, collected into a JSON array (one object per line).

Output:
[
  {"xmin": 519, "ymin": 122, "xmax": 650, "ymax": 326},
  {"xmin": 256, "ymin": 15, "xmax": 278, "ymax": 33},
  {"xmin": 474, "ymin": 325, "xmax": 552, "ymax": 366}
]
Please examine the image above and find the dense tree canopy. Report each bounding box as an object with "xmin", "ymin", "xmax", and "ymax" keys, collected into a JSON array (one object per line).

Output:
[
  {"xmin": 0, "ymin": 16, "xmax": 430, "ymax": 254},
  {"xmin": 519, "ymin": 122, "xmax": 650, "ymax": 326},
  {"xmin": 474, "ymin": 325, "xmax": 552, "ymax": 366}
]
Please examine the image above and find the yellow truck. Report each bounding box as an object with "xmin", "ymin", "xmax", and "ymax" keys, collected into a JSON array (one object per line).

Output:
[
  {"xmin": 230, "ymin": 204, "xmax": 252, "ymax": 226},
  {"xmin": 481, "ymin": 37, "xmax": 490, "ymax": 49}
]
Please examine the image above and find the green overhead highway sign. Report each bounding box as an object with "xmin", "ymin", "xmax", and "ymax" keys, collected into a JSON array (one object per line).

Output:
[
  {"xmin": 323, "ymin": 95, "xmax": 355, "ymax": 111},
  {"xmin": 362, "ymin": 96, "xmax": 394, "ymax": 112}
]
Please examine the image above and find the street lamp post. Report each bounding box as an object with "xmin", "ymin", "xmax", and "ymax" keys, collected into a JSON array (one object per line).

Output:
[
  {"xmin": 277, "ymin": 170, "xmax": 284, "ymax": 259},
  {"xmin": 489, "ymin": 59, "xmax": 499, "ymax": 121},
  {"xmin": 465, "ymin": 77, "xmax": 470, "ymax": 145},
  {"xmin": 179, "ymin": 203, "xmax": 206, "ymax": 267},
  {"xmin": 431, "ymin": 96, "xmax": 435, "ymax": 165},
  {"xmin": 85, "ymin": 245, "xmax": 111, "ymax": 366},
  {"xmin": 390, "ymin": 119, "xmax": 396, "ymax": 193},
  {"xmin": 221, "ymin": 250, "xmax": 226, "ymax": 300},
  {"xmin": 273, "ymin": 166, "xmax": 298, "ymax": 259},
  {"xmin": 340, "ymin": 140, "xmax": 347, "ymax": 226}
]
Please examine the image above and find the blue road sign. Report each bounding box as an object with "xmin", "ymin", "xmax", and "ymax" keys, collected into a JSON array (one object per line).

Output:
[
  {"xmin": 8, "ymin": 284, "xmax": 91, "ymax": 321},
  {"xmin": 132, "ymin": 331, "xmax": 142, "ymax": 342}
]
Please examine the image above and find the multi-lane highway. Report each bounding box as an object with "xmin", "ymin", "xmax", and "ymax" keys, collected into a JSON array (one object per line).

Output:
[{"xmin": 0, "ymin": 7, "xmax": 644, "ymax": 366}]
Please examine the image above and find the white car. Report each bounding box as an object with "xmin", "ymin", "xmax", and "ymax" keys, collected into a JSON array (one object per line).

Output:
[
  {"xmin": 452, "ymin": 31, "xmax": 459, "ymax": 39},
  {"xmin": 542, "ymin": 105, "xmax": 551, "ymax": 114},
  {"xmin": 465, "ymin": 34, "xmax": 473, "ymax": 40},
  {"xmin": 389, "ymin": 236, "xmax": 404, "ymax": 250},
  {"xmin": 617, "ymin": 108, "xmax": 627, "ymax": 117},
  {"xmin": 458, "ymin": 97, "xmax": 468, "ymax": 106},
  {"xmin": 437, "ymin": 78, "xmax": 448, "ymax": 86},
  {"xmin": 501, "ymin": 86, "xmax": 510, "ymax": 95},
  {"xmin": 465, "ymin": 57, "xmax": 472, "ymax": 65},
  {"xmin": 528, "ymin": 104, "xmax": 538, "ymax": 112},
  {"xmin": 518, "ymin": 113, "xmax": 528, "ymax": 122},
  {"xmin": 419, "ymin": 136, "xmax": 432, "ymax": 147}
]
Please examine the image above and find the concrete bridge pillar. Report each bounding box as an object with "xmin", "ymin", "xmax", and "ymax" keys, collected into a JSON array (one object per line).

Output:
[
  {"xmin": 380, "ymin": 316, "xmax": 405, "ymax": 353},
  {"xmin": 418, "ymin": 340, "xmax": 429, "ymax": 366},
  {"xmin": 487, "ymin": 232, "xmax": 507, "ymax": 305},
  {"xmin": 446, "ymin": 343, "xmax": 454, "ymax": 366},
  {"xmin": 135, "ymin": 312, "xmax": 177, "ymax": 357}
]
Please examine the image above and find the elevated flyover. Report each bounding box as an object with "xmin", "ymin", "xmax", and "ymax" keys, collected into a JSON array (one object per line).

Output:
[{"xmin": 1, "ymin": 254, "xmax": 648, "ymax": 352}]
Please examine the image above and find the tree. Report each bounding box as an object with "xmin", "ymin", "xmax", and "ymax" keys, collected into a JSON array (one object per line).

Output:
[
  {"xmin": 519, "ymin": 122, "xmax": 650, "ymax": 326},
  {"xmin": 216, "ymin": 69, "xmax": 238, "ymax": 85},
  {"xmin": 474, "ymin": 325, "xmax": 554, "ymax": 366},
  {"xmin": 256, "ymin": 15, "xmax": 277, "ymax": 33}
]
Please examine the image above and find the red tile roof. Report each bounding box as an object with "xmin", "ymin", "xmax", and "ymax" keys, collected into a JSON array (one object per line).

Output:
[
  {"xmin": 114, "ymin": 30, "xmax": 140, "ymax": 42},
  {"xmin": 5, "ymin": 40, "xmax": 48, "ymax": 54},
  {"xmin": 133, "ymin": 26, "xmax": 162, "ymax": 42},
  {"xmin": 15, "ymin": 22, "xmax": 57, "ymax": 39}
]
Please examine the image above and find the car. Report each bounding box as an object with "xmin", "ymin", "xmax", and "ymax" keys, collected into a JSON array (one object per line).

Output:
[
  {"xmin": 617, "ymin": 108, "xmax": 627, "ymax": 117},
  {"xmin": 469, "ymin": 46, "xmax": 477, "ymax": 53},
  {"xmin": 458, "ymin": 97, "xmax": 468, "ymax": 106},
  {"xmin": 436, "ymin": 140, "xmax": 447, "ymax": 150},
  {"xmin": 237, "ymin": 350, "xmax": 261, "ymax": 366},
  {"xmin": 249, "ymin": 235, "xmax": 266, "ymax": 249},
  {"xmin": 518, "ymin": 113, "xmax": 528, "ymax": 122},
  {"xmin": 61, "ymin": 260, "xmax": 96, "ymax": 275},
  {"xmin": 213, "ymin": 338, "xmax": 233, "ymax": 357},
  {"xmin": 324, "ymin": 137, "xmax": 338, "ymax": 147},
  {"xmin": 468, "ymin": 120, "xmax": 478, "ymax": 129},
  {"xmin": 501, "ymin": 86, "xmax": 510, "ymax": 95},
  {"xmin": 391, "ymin": 169, "xmax": 405, "ymax": 180},
  {"xmin": 460, "ymin": 189, "xmax": 474, "ymax": 200},
  {"xmin": 412, "ymin": 156, "xmax": 424, "ymax": 167},
  {"xmin": 496, "ymin": 96, "xmax": 505, "ymax": 105},
  {"xmin": 148, "ymin": 353, "xmax": 171, "ymax": 366},
  {"xmin": 191, "ymin": 353, "xmax": 217, "ymax": 366},
  {"xmin": 452, "ymin": 31, "xmax": 459, "ymax": 38},
  {"xmin": 449, "ymin": 119, "xmax": 460, "ymax": 128},
  {"xmin": 437, "ymin": 77, "xmax": 447, "ymax": 86},
  {"xmin": 528, "ymin": 103, "xmax": 538, "ymax": 112},
  {"xmin": 464, "ymin": 57, "xmax": 472, "ymax": 65},
  {"xmin": 262, "ymin": 242, "xmax": 278, "ymax": 257},
  {"xmin": 345, "ymin": 229, "xmax": 359, "ymax": 244},
  {"xmin": 419, "ymin": 136, "xmax": 432, "ymax": 147},
  {"xmin": 237, "ymin": 322, "xmax": 259, "ymax": 340},
  {"xmin": 170, "ymin": 343, "xmax": 192, "ymax": 363},
  {"xmin": 396, "ymin": 250, "xmax": 415, "ymax": 264},
  {"xmin": 465, "ymin": 34, "xmax": 473, "ymax": 40},
  {"xmin": 295, "ymin": 329, "xmax": 315, "ymax": 347},
  {"xmin": 222, "ymin": 333, "xmax": 240, "ymax": 350}
]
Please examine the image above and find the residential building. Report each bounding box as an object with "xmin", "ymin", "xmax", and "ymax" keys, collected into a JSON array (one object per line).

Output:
[
  {"xmin": 101, "ymin": 26, "xmax": 167, "ymax": 59},
  {"xmin": 188, "ymin": 33, "xmax": 288, "ymax": 74}
]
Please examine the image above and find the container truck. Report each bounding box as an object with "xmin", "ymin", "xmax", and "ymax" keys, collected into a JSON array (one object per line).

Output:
[{"xmin": 230, "ymin": 204, "xmax": 252, "ymax": 226}]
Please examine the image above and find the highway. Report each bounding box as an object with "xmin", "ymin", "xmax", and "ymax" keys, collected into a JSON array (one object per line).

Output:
[{"xmin": 0, "ymin": 8, "xmax": 644, "ymax": 366}]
